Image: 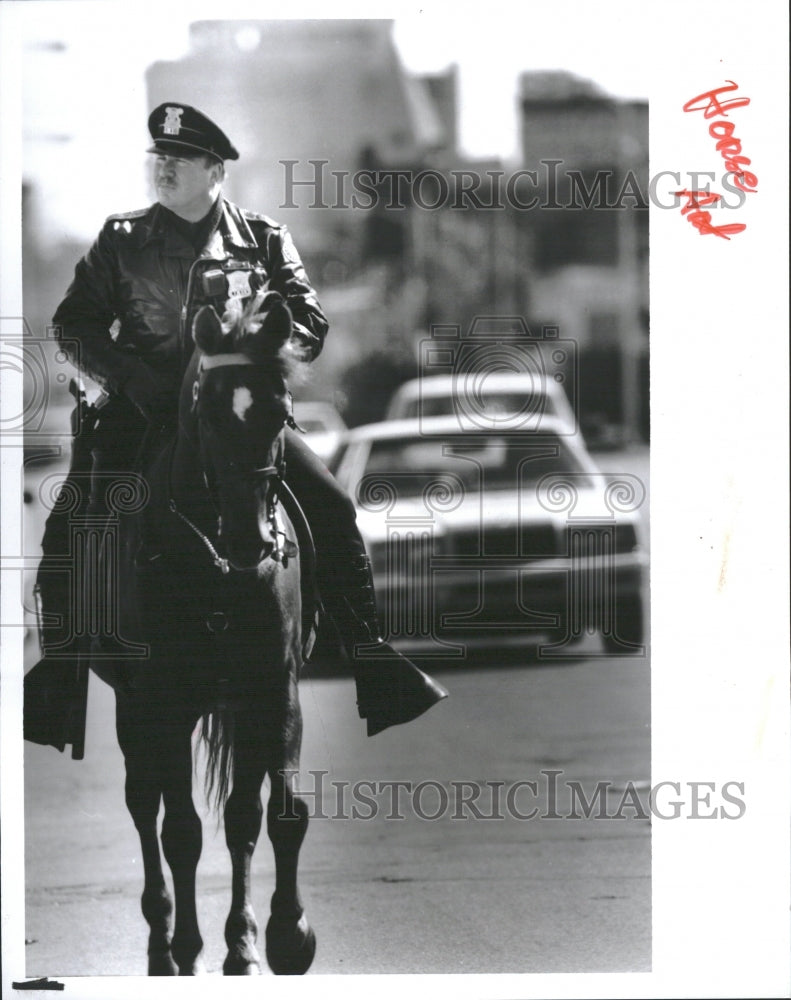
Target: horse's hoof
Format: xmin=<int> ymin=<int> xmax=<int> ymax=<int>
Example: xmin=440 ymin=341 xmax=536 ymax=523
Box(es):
xmin=223 ymin=959 xmax=262 ymax=975
xmin=177 ymin=955 xmax=207 ymax=976
xmin=223 ymin=951 xmax=262 ymax=976
xmin=265 ymin=912 xmax=316 ymax=975
xmin=148 ymin=949 xmax=178 ymax=976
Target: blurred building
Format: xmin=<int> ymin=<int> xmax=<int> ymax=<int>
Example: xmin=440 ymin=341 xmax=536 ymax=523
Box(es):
xmin=518 ymin=71 xmax=649 ymax=443
xmin=27 ymin=23 xmax=648 ymax=440
xmin=146 ymin=20 xmax=451 ymax=267
xmin=146 ymin=19 xmax=455 ymax=406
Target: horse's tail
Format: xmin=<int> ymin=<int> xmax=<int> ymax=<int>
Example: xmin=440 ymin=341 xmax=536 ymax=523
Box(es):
xmin=199 ymin=708 xmax=235 ymax=813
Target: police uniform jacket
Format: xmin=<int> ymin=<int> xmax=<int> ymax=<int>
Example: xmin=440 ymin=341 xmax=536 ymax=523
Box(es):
xmin=52 ymin=198 xmax=329 ymax=396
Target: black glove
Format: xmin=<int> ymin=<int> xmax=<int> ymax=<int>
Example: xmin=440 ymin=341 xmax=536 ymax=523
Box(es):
xmin=121 ymin=362 xmax=175 ymax=426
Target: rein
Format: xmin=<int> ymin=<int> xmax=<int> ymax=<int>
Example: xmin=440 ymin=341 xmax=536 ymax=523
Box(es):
xmin=168 ymin=494 xmax=234 ymax=575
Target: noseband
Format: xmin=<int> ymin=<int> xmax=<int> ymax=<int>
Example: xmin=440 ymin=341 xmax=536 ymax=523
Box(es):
xmin=168 ymin=351 xmax=295 ymax=574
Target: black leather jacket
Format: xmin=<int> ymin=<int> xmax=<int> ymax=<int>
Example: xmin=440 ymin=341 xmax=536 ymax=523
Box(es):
xmin=53 ymin=198 xmax=328 ymax=395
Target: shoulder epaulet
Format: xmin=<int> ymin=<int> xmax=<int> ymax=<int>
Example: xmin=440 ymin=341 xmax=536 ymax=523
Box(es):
xmin=106 ymin=207 xmax=150 ymax=222
xmin=105 ymin=207 xmax=150 ymax=235
xmin=239 ymin=208 xmax=282 ymax=229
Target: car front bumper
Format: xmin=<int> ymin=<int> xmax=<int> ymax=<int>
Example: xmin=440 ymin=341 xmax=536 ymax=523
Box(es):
xmin=371 ymin=551 xmax=647 ymax=653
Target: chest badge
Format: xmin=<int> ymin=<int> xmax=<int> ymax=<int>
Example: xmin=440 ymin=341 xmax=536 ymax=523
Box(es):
xmin=226 ymin=270 xmax=252 ymax=299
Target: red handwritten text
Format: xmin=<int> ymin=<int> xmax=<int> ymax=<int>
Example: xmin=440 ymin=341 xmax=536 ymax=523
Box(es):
xmin=683 ymin=81 xmax=757 ymax=193
xmin=674 ymin=189 xmax=747 ymax=240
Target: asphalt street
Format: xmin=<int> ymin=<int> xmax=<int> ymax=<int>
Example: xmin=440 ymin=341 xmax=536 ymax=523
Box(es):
xmin=20 ymin=445 xmax=651 ymax=979
xmin=23 ymin=640 xmax=650 ymax=978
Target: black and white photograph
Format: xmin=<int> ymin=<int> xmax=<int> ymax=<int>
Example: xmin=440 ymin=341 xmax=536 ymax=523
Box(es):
xmin=1 ymin=2 xmax=788 ymax=998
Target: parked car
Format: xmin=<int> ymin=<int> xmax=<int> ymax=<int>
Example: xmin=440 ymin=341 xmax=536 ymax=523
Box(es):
xmin=292 ymin=401 xmax=348 ymax=464
xmin=385 ymin=372 xmax=578 ymax=435
xmin=333 ymin=415 xmax=646 ymax=656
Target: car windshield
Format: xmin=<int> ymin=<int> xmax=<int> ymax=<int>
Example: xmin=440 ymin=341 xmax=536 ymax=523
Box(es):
xmin=359 ymin=433 xmax=594 ymax=496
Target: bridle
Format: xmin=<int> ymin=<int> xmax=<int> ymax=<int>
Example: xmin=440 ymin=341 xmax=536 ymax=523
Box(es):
xmin=168 ymin=351 xmax=297 ymax=574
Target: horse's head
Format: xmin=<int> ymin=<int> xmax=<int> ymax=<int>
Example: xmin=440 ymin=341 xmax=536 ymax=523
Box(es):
xmin=187 ymin=290 xmax=298 ymax=572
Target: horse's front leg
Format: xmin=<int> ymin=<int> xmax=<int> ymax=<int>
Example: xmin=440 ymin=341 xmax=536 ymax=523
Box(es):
xmin=264 ymin=686 xmax=316 ymax=975
xmin=159 ymin=721 xmax=206 ymax=975
xmin=116 ymin=697 xmax=178 ymax=976
xmin=222 ymin=710 xmax=266 ymax=976
xmin=136 ymin=797 xmax=180 ymax=975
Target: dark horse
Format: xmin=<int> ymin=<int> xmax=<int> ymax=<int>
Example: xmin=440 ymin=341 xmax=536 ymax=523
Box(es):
xmin=95 ymin=291 xmax=317 ymax=975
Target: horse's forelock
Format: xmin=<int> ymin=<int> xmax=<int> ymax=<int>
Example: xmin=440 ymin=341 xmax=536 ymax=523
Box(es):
xmin=229 ymin=326 xmax=302 ymax=381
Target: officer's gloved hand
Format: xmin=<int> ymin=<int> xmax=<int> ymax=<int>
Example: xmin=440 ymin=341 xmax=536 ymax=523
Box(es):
xmin=121 ymin=362 xmax=175 ymax=426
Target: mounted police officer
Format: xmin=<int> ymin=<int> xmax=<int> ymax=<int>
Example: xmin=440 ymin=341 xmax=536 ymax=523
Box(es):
xmin=26 ymin=102 xmax=446 ymax=751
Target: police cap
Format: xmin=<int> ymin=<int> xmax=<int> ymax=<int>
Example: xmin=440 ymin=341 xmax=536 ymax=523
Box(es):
xmin=147 ymin=103 xmax=239 ymax=162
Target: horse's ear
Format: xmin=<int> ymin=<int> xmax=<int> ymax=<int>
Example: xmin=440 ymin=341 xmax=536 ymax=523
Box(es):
xmin=238 ymin=293 xmax=294 ymax=357
xmin=193 ymin=305 xmax=225 ymax=355
xmin=260 ymin=293 xmax=293 ymax=347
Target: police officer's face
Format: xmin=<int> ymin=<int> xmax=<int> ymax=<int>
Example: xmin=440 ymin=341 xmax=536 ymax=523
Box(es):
xmin=153 ymin=154 xmax=222 ymax=218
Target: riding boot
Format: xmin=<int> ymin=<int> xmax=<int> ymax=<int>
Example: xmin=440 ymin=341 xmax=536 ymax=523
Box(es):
xmin=324 ymin=553 xmax=448 ymax=737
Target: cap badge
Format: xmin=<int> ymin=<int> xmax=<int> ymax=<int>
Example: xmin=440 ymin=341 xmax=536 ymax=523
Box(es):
xmin=163 ymin=106 xmax=184 ymax=136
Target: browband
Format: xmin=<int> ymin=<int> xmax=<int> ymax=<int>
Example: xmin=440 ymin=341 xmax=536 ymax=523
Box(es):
xmin=199 ymin=353 xmax=255 ymax=371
